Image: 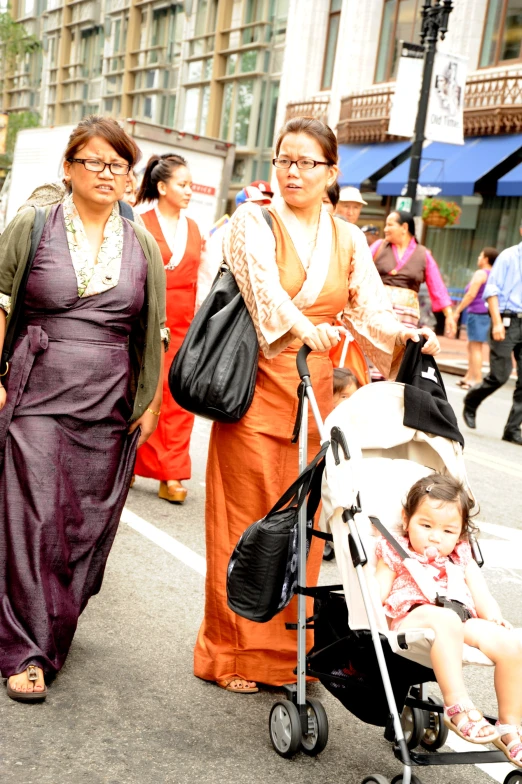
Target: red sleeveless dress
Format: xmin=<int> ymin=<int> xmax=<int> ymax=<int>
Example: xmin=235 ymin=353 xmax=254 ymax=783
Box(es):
xmin=134 ymin=209 xmax=201 ymax=480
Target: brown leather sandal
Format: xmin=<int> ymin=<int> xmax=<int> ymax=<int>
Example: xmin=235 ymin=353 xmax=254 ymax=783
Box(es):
xmin=217 ymin=677 xmax=259 ymax=694
xmin=6 ymin=664 xmax=48 ymax=702
xmin=158 ymin=480 xmax=187 ymax=504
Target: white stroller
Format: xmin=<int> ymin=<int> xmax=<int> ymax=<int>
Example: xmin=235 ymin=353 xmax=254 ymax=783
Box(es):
xmin=268 ymin=344 xmax=517 ymax=784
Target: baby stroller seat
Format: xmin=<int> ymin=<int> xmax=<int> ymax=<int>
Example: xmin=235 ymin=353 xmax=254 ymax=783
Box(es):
xmin=321 ymin=381 xmax=493 ymax=671
xmin=309 ymin=371 xmax=512 ymax=782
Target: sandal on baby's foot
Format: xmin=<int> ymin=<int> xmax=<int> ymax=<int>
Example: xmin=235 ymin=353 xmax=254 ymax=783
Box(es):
xmin=493 ymin=724 xmax=522 ymax=767
xmin=6 ymin=665 xmax=47 ymax=703
xmin=217 ymin=677 xmax=258 ymax=694
xmin=443 ymin=702 xmax=499 ymax=744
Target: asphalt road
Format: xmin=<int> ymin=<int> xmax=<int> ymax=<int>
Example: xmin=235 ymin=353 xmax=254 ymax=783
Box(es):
xmin=1 ymin=374 xmax=521 ymax=784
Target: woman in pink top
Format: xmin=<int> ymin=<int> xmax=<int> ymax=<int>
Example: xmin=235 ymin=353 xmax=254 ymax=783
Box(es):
xmin=371 ymin=210 xmax=455 ymax=336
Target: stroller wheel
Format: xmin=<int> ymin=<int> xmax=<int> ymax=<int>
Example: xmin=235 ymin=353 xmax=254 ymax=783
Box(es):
xmin=504 ymin=773 xmax=522 ymax=784
xmin=400 ymin=705 xmax=425 ymax=750
xmin=269 ymin=700 xmax=301 ymax=758
xmin=420 ymin=696 xmax=448 ymax=751
xmin=300 ymin=698 xmax=329 ymax=756
xmin=391 ymin=775 xmax=423 ymax=784
xmin=361 ymin=776 xmax=391 ymax=784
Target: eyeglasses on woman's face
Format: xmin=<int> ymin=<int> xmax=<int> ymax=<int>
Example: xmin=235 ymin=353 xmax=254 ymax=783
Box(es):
xmin=67 ymin=158 xmax=131 ymax=176
xmin=272 ymin=157 xmax=329 ymax=170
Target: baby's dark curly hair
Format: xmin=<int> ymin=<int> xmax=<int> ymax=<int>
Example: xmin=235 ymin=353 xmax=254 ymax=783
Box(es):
xmin=403 ymin=473 xmax=478 ymax=539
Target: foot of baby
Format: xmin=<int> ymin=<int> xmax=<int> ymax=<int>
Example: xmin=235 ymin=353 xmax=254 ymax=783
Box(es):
xmin=444 ymin=699 xmax=499 ymax=743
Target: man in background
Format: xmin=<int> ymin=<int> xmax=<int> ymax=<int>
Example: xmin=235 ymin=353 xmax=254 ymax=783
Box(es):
xmin=463 ymin=223 xmax=522 ymax=445
xmin=335 ymin=186 xmax=367 ymax=224
xmin=361 ymin=224 xmax=379 ymax=246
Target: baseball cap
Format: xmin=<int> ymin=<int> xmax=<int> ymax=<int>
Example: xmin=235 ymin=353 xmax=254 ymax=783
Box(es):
xmin=338 ymin=186 xmax=368 ymax=205
xmin=361 ymin=224 xmax=379 ymax=234
xmin=249 ymin=179 xmax=274 ymax=198
xmin=235 ymin=185 xmax=272 ymax=207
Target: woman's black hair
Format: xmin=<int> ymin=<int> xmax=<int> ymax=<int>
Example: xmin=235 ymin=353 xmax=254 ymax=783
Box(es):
xmin=136 ymin=153 xmax=189 ymax=203
xmin=391 ymin=210 xmax=416 ymax=239
xmin=326 ymin=181 xmax=340 ymax=207
xmin=481 ymin=246 xmax=499 ymax=266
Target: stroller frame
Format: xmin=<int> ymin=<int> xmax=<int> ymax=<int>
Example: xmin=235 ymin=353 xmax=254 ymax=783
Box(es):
xmin=269 ymin=346 xmax=514 ymax=784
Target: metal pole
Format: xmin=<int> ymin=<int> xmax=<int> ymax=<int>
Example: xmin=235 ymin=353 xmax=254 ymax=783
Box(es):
xmin=405 ymin=0 xmax=454 ymax=208
xmin=296 ymin=397 xmax=308 ymax=709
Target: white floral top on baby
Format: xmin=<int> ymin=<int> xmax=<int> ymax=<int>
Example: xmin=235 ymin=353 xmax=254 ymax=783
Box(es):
xmin=376 ymin=535 xmax=477 ymax=630
xmin=63 ymin=193 xmax=124 ymax=298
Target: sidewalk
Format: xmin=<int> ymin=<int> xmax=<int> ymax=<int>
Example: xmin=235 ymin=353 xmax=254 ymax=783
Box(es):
xmin=437 ymin=333 xmax=516 ymax=383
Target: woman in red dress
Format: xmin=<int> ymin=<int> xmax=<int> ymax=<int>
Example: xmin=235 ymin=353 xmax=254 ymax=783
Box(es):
xmin=133 ymin=154 xmax=201 ymax=503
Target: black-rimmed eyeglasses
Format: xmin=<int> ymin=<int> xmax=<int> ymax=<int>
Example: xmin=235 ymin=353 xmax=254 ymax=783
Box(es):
xmin=67 ymin=158 xmax=131 ymax=176
xmin=272 ymin=157 xmax=330 ymax=170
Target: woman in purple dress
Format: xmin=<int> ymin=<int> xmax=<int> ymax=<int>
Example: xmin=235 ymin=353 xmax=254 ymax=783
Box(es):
xmin=0 ymin=116 xmax=167 ymax=701
xmin=453 ymin=246 xmax=499 ymax=389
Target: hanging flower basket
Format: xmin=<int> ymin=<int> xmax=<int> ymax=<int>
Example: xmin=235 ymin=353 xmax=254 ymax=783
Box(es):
xmin=422 ymin=198 xmax=461 ymax=228
xmin=423 ymin=211 xmax=448 ymax=228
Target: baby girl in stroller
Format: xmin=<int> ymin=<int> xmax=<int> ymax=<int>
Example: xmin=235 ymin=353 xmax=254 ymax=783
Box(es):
xmin=375 ymin=473 xmax=522 ymax=767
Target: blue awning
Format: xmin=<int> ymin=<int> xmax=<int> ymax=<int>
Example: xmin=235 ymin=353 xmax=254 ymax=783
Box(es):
xmin=497 ymin=161 xmax=522 ymax=195
xmin=377 ymin=135 xmax=522 ymax=196
xmin=337 ymin=141 xmax=411 ymax=189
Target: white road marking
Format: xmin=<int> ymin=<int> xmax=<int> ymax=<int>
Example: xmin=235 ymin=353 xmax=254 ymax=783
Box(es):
xmin=443 ymin=732 xmax=513 ymax=783
xmin=464 ymin=447 xmax=522 ymax=479
xmin=121 ymin=506 xmax=206 ymax=576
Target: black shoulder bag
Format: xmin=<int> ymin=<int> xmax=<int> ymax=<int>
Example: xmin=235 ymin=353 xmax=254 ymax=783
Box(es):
xmin=168 ymin=208 xmax=272 ymax=424
xmin=226 ymin=442 xmax=328 ymax=623
xmin=0 ymin=206 xmax=47 ymax=384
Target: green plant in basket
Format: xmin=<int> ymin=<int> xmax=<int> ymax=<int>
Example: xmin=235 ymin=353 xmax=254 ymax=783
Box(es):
xmin=422 ymin=198 xmax=461 ymax=226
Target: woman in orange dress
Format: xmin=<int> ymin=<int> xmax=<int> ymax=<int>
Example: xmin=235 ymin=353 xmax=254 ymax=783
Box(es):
xmin=133 ymin=154 xmax=201 ymax=503
xmin=193 ymin=117 xmax=441 ymax=693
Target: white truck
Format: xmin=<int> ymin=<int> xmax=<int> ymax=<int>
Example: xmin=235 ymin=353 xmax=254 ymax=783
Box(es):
xmin=1 ymin=119 xmax=235 ymax=233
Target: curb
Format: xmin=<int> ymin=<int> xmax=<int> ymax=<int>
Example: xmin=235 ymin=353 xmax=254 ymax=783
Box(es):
xmin=438 ymin=360 xmax=516 ymax=387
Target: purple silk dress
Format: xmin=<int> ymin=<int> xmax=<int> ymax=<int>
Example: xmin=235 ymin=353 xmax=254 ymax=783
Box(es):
xmin=0 ymin=204 xmax=147 ymax=678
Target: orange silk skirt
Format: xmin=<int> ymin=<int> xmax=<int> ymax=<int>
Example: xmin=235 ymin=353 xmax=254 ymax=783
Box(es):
xmin=193 ymin=342 xmax=333 ymax=686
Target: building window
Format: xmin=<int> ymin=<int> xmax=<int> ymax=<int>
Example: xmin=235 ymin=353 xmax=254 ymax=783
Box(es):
xmin=480 ymin=0 xmax=522 ymax=67
xmin=321 ymin=0 xmax=341 ymax=90
xmin=81 ymin=27 xmax=104 ymax=79
xmin=375 ymin=0 xmax=423 ymax=83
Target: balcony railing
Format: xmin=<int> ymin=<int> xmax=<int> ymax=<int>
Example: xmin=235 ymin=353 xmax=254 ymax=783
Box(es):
xmin=285 ymin=98 xmax=330 ymax=125
xmin=337 ymin=69 xmax=522 ymax=143
xmin=337 ymin=87 xmax=394 ymax=143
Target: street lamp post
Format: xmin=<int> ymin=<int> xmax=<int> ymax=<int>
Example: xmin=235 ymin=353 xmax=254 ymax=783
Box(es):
xmin=405 ymin=0 xmax=454 ymax=208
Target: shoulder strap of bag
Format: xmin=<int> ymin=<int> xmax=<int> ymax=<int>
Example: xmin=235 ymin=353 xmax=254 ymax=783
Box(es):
xmin=268 ymin=441 xmax=329 ymax=517
xmin=260 ymin=206 xmax=273 ymax=232
xmin=1 ymin=206 xmax=47 ymax=374
xmin=118 ymin=200 xmax=135 ymax=220
xmin=220 ymin=205 xmax=273 ymax=274
xmin=370 ymin=514 xmax=452 ymax=602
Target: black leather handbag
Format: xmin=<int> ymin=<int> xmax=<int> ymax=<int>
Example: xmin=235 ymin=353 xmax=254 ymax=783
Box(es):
xmin=0 ymin=206 xmax=47 ymax=384
xmin=226 ymin=443 xmax=327 ymax=623
xmin=169 ymin=208 xmax=272 ymax=424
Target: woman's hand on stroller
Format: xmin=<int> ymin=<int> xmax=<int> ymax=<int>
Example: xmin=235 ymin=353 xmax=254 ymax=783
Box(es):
xmin=292 ymin=317 xmax=343 ymax=352
xmin=399 ymin=326 xmax=440 ymax=355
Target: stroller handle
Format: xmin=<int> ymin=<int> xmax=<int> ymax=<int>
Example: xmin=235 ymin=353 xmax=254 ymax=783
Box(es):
xmin=297 ymin=344 xmax=313 ymax=379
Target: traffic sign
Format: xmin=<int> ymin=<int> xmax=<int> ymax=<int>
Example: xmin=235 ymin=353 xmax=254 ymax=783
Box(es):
xmin=395 ymin=196 xmax=413 ymax=212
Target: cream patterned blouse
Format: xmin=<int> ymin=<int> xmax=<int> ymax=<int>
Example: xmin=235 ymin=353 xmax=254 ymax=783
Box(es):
xmin=63 ymin=193 xmax=123 ymax=298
